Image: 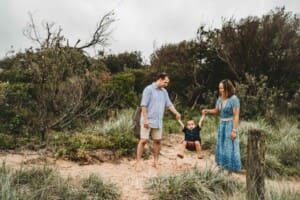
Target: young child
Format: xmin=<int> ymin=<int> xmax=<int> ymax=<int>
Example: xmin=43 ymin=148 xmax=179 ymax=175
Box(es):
xmin=177 ymin=113 xmax=205 ymax=159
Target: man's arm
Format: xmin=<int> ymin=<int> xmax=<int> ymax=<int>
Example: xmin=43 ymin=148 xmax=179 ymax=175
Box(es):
xmin=198 ymin=114 xmax=205 ymax=128
xmin=168 ymin=105 xmax=181 ymax=120
xmin=141 ymin=106 xmax=149 ymax=129
xmin=140 ymin=86 xmax=151 ymax=129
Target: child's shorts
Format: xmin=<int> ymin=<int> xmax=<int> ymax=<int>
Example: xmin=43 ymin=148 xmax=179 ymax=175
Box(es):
xmin=185 ymin=140 xmax=201 ymax=151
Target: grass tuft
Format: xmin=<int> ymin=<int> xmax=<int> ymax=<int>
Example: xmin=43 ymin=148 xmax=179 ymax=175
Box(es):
xmin=0 ymin=162 xmax=121 ymax=200
xmin=146 ymin=167 xmax=244 ymax=200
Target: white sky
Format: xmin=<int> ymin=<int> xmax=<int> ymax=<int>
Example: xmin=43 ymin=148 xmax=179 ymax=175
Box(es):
xmin=0 ymin=0 xmax=299 ymax=63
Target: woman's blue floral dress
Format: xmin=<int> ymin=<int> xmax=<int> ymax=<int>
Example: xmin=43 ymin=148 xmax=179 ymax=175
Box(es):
xmin=215 ymin=95 xmax=241 ymax=172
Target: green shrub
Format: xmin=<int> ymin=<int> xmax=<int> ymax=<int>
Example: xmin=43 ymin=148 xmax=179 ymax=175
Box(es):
xmin=52 ymin=131 xmax=138 ymax=161
xmin=200 ymin=116 xmax=218 ymax=151
xmin=82 ymin=174 xmax=121 ymax=200
xmin=238 ymin=117 xmax=300 ymax=179
xmin=163 ymin=119 xmax=181 ymax=134
xmin=0 ymin=162 xmax=121 ymax=200
xmin=235 ymin=74 xmax=282 ymax=120
xmin=0 ymin=162 xmax=18 ymax=200
xmin=49 ymin=109 xmax=139 ymax=161
xmin=0 ymin=133 xmax=16 ymax=149
xmin=100 ymin=109 xmax=138 ymax=156
xmin=275 ymin=119 xmax=300 ymax=168
xmin=108 ymin=72 xmax=139 ymax=108
xmin=266 ymin=188 xmax=300 ymax=200
xmin=106 ymin=130 xmax=139 ymax=157
xmin=7 ymin=165 xmax=85 ymax=200
xmin=12 ymin=166 xmax=55 ymax=186
xmin=265 ymin=154 xmax=285 ymax=179
xmin=146 ymin=167 xmax=244 ymax=200
xmin=100 ymin=109 xmax=135 ymax=135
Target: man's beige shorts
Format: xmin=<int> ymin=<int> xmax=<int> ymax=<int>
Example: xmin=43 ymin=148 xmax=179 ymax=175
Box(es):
xmin=140 ymin=125 xmax=163 ymax=140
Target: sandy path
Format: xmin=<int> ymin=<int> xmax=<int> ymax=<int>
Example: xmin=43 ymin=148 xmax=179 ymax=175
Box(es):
xmin=0 ymin=134 xmax=299 ymax=199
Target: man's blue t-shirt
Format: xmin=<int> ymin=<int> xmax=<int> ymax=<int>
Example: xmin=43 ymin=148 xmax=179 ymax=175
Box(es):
xmin=140 ymin=83 xmax=173 ymax=128
xmin=183 ymin=125 xmax=201 ymax=142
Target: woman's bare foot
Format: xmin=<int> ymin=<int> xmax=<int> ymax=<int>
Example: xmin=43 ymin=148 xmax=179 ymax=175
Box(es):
xmin=177 ymin=153 xmax=184 ymax=159
xmin=197 ymin=155 xmax=203 ymax=159
xmin=227 ymin=171 xmax=233 ymax=176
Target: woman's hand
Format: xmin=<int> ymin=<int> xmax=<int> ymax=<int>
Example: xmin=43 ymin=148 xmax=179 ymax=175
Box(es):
xmin=230 ymin=131 xmax=237 ymax=140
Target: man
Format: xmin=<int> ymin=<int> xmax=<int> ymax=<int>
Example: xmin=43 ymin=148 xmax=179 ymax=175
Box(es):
xmin=135 ymin=73 xmax=181 ymax=171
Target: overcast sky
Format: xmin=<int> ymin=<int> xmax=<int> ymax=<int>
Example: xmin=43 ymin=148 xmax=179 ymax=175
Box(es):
xmin=1 ymin=0 xmax=299 ymax=63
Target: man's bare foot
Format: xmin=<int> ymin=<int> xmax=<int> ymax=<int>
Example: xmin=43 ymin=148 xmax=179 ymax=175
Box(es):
xmin=228 ymin=171 xmax=233 ymax=176
xmin=197 ymin=155 xmax=203 ymax=159
xmin=152 ymin=161 xmax=159 ymax=168
xmin=177 ymin=153 xmax=184 ymax=159
xmin=135 ymin=161 xmax=143 ymax=172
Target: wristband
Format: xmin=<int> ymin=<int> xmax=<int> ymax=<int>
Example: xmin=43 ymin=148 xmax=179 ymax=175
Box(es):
xmin=232 ymin=129 xmax=237 ymax=132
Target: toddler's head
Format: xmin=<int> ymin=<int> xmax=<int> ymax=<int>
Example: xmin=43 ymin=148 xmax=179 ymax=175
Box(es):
xmin=186 ymin=120 xmax=196 ymax=130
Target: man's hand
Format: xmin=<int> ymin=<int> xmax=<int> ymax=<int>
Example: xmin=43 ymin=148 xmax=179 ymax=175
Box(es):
xmin=144 ymin=119 xmax=150 ymax=129
xmin=175 ymin=113 xmax=181 ymax=120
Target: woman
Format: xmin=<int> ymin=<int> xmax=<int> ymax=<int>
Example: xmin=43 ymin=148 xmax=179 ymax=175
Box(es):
xmin=202 ymin=79 xmax=241 ymax=174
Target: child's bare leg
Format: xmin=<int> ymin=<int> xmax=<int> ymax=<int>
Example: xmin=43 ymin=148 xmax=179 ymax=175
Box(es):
xmin=177 ymin=141 xmax=187 ymax=158
xmin=195 ymin=141 xmax=203 ymax=159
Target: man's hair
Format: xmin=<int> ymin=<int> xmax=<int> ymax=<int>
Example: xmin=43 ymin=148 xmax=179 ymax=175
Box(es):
xmin=157 ymin=72 xmax=168 ymax=80
xmin=220 ymin=79 xmax=235 ymax=98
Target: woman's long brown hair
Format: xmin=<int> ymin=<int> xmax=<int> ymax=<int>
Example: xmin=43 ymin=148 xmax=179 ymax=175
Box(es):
xmin=220 ymin=79 xmax=235 ymax=98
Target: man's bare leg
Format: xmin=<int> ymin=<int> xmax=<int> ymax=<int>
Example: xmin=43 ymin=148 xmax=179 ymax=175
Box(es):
xmin=153 ymin=139 xmax=161 ymax=168
xmin=135 ymin=139 xmax=147 ymax=171
xmin=195 ymin=141 xmax=203 ymax=159
xmin=177 ymin=141 xmax=187 ymax=159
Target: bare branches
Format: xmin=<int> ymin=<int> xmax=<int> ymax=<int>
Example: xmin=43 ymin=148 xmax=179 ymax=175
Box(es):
xmin=45 ymin=22 xmax=52 ymax=48
xmin=23 ymin=10 xmax=115 ymax=50
xmin=77 ymin=10 xmax=115 ymax=49
xmin=23 ymin=12 xmax=43 ymax=46
xmin=23 ymin=12 xmax=63 ymax=49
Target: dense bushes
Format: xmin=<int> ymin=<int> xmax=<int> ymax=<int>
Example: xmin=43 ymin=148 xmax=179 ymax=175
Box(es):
xmin=149 ymin=8 xmax=300 ymax=119
xmin=235 ymin=74 xmax=282 ymax=119
xmin=49 ymin=109 xmax=138 ymax=161
xmin=0 ymin=48 xmax=141 ymax=142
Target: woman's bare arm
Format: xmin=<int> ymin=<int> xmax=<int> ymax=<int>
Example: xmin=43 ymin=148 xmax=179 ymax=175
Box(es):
xmin=231 ymin=107 xmax=240 ymax=140
xmin=202 ymin=105 xmax=220 ymax=115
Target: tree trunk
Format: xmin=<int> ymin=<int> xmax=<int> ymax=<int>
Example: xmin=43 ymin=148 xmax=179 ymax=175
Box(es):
xmin=247 ymin=129 xmax=266 ymax=200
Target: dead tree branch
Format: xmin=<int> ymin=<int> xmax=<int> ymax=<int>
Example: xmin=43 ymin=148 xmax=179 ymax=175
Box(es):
xmin=77 ymin=10 xmax=115 ymax=49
